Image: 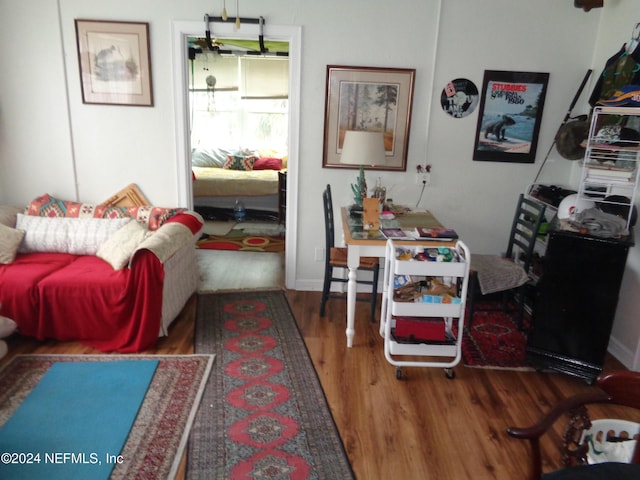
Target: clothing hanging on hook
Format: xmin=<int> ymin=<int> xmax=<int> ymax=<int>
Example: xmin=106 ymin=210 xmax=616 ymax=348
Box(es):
xmin=627 ymin=22 xmax=640 ymax=53
xmin=589 ymin=23 xmax=640 ymax=107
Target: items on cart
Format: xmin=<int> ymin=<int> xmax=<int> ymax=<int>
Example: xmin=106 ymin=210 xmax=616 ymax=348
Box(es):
xmin=393 ymin=277 xmax=460 ymax=304
xmin=395 ymin=246 xmax=461 ymax=262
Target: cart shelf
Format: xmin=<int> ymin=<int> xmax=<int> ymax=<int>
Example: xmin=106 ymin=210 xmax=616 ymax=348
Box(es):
xmin=380 ymin=239 xmax=470 ymax=379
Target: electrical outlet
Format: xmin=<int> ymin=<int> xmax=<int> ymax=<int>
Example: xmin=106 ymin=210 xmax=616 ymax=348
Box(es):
xmin=314 ymin=248 xmax=324 ymax=262
xmin=416 ymin=173 xmax=431 ymax=185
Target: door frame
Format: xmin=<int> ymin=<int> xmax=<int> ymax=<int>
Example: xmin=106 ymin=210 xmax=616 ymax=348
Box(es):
xmin=171 ymin=20 xmax=301 ymax=289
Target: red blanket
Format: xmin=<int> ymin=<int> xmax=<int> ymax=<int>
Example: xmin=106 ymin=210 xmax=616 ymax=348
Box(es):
xmin=0 ymin=250 xmax=164 ymax=352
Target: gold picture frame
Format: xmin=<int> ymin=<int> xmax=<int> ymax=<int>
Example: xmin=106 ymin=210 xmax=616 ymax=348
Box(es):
xmin=75 ymin=19 xmax=153 ymax=106
xmin=322 ymin=65 xmax=415 ymax=171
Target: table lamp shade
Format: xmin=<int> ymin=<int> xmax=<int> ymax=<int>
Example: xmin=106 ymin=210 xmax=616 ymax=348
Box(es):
xmin=340 ymin=131 xmax=387 ymax=167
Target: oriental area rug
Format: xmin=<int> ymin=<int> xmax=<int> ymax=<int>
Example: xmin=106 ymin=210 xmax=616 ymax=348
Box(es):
xmin=0 ymin=354 xmax=213 ymax=480
xmin=462 ymin=302 xmax=533 ymax=370
xmin=187 ymin=291 xmax=354 ymax=480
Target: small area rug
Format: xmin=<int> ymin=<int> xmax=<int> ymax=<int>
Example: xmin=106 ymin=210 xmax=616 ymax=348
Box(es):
xmin=187 ymin=291 xmax=354 ymax=480
xmin=197 ymin=233 xmax=285 ymax=252
xmin=0 ymin=354 xmax=214 ymax=480
xmin=462 ymin=302 xmax=532 ymax=370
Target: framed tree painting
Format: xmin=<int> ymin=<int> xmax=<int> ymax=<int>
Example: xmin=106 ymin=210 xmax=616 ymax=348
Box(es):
xmin=473 ymin=70 xmax=549 ymax=163
xmin=75 ymin=19 xmax=154 ymax=106
xmin=323 ymin=65 xmax=415 ymax=171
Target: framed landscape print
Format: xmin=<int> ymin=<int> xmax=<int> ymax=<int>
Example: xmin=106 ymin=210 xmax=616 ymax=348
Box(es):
xmin=75 ymin=19 xmax=153 ymax=106
xmin=323 ymin=65 xmax=415 ymax=171
xmin=473 ymin=70 xmax=549 ymax=163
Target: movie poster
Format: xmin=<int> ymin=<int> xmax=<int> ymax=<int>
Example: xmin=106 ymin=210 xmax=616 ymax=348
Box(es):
xmin=473 ymin=70 xmax=549 ymax=163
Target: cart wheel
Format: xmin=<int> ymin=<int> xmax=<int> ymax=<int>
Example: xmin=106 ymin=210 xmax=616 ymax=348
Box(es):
xmin=396 ymin=367 xmax=403 ymax=380
xmin=445 ymin=368 xmax=455 ymax=379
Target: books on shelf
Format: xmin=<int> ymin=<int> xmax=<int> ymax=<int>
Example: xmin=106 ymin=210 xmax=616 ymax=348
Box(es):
xmin=585 ymin=162 xmax=635 ymax=183
xmin=415 ymin=227 xmax=459 ymax=240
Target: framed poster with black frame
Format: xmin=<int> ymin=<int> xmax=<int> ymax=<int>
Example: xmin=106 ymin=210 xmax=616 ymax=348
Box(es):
xmin=473 ymin=70 xmax=549 ymax=163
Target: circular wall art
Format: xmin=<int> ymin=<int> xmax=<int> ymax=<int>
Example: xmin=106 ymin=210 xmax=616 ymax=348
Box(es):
xmin=440 ymin=78 xmax=479 ymax=118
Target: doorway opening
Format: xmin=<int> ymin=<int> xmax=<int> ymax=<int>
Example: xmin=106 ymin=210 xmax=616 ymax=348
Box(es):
xmin=172 ymin=20 xmax=300 ymax=289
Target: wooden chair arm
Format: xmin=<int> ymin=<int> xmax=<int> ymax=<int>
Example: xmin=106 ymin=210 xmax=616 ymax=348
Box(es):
xmin=507 ymin=392 xmax=612 ymax=440
xmin=506 ymin=391 xmax=611 ymax=480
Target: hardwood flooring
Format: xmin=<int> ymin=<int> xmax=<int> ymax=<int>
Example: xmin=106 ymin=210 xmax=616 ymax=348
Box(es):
xmin=1 ymin=284 xmax=636 ymax=479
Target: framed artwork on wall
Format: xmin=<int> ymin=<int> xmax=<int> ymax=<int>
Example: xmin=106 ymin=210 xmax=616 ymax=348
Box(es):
xmin=75 ymin=19 xmax=154 ymax=107
xmin=473 ymin=70 xmax=549 ymax=163
xmin=322 ymin=65 xmax=415 ymax=171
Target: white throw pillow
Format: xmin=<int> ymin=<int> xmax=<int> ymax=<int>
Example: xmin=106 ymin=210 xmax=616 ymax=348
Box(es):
xmin=97 ymin=220 xmax=153 ymax=270
xmin=16 ymin=214 xmax=132 ymax=255
xmin=0 ymin=315 xmax=17 ymax=338
xmin=0 ymin=223 xmax=25 ymax=264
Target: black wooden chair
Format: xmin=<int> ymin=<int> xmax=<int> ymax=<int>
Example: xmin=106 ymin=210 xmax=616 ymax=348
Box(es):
xmin=320 ymin=185 xmax=380 ymax=323
xmin=467 ymin=193 xmax=546 ymax=330
xmin=507 ymin=371 xmax=640 ymax=480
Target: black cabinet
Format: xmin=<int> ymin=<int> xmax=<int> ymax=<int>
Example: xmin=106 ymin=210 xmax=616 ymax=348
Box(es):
xmin=526 ymin=229 xmax=632 ymax=383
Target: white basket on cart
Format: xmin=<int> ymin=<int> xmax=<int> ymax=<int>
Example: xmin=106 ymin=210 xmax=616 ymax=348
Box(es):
xmin=580 ymin=419 xmax=640 ymax=464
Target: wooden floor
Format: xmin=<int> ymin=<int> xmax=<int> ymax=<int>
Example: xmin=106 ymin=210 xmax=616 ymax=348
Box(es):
xmin=1 ymin=289 xmax=636 ymax=479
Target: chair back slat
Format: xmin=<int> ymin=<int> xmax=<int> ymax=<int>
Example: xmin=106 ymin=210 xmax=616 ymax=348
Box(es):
xmin=505 ymin=193 xmax=546 ymax=273
xmin=323 ymin=185 xmax=336 ymax=252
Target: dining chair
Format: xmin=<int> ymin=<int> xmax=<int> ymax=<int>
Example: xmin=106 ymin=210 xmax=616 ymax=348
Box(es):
xmin=467 ymin=193 xmax=546 ymax=330
xmin=320 ymin=185 xmax=380 ymax=323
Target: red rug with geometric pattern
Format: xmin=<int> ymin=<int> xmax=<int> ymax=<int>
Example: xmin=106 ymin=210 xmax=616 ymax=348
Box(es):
xmin=197 ymin=234 xmax=285 ymax=252
xmin=462 ymin=303 xmax=532 ymax=370
xmin=188 ymin=291 xmax=354 ymax=480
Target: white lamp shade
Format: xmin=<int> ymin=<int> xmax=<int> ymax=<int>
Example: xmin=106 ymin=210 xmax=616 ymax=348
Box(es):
xmin=340 ymin=131 xmax=387 ymax=167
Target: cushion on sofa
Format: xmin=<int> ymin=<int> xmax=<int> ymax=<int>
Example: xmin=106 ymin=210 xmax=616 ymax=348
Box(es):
xmin=0 ymin=205 xmax=25 ymax=228
xmin=0 ymin=223 xmax=25 ymax=264
xmin=26 ymin=194 xmax=185 ymax=230
xmin=0 ymin=315 xmax=17 ymax=338
xmin=97 ymin=220 xmax=152 ymax=270
xmin=16 ymin=214 xmax=132 ymax=255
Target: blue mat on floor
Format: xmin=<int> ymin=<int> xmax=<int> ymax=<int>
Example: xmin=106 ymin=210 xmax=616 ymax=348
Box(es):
xmin=0 ymin=359 xmax=158 ymax=480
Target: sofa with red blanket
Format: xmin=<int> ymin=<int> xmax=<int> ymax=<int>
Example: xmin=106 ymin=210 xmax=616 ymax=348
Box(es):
xmin=0 ymin=194 xmax=204 ymax=353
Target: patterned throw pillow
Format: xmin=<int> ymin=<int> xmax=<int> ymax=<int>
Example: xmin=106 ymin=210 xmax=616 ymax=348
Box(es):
xmin=26 ymin=194 xmax=129 ymax=219
xmin=223 ymin=154 xmax=257 ymax=171
xmin=26 ymin=194 xmax=184 ymax=230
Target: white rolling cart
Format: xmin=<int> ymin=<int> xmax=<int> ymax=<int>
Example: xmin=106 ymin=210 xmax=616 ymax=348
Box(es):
xmin=380 ymin=239 xmax=471 ymax=379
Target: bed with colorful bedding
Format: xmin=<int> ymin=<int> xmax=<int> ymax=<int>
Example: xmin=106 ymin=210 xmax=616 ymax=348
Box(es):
xmin=191 ymin=147 xmax=286 ymax=212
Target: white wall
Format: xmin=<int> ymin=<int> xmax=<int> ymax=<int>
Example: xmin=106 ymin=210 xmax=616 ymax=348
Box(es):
xmin=2 ymin=0 xmax=639 ymax=367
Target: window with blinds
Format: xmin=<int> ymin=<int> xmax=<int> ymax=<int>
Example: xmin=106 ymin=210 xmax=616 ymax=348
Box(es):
xmin=189 ymin=52 xmax=289 ymax=153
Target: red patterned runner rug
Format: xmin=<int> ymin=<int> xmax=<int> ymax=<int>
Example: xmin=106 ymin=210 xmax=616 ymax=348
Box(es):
xmin=187 ymin=291 xmax=354 ymax=480
xmin=462 ymin=302 xmax=533 ymax=370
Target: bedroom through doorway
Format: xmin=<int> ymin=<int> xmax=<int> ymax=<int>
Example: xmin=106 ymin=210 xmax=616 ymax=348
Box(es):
xmin=182 ymin=28 xmax=292 ymax=290
xmin=173 ymin=21 xmax=300 ymax=290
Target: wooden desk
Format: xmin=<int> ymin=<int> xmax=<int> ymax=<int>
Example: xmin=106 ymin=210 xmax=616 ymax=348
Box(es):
xmin=340 ymin=207 xmax=454 ymax=347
